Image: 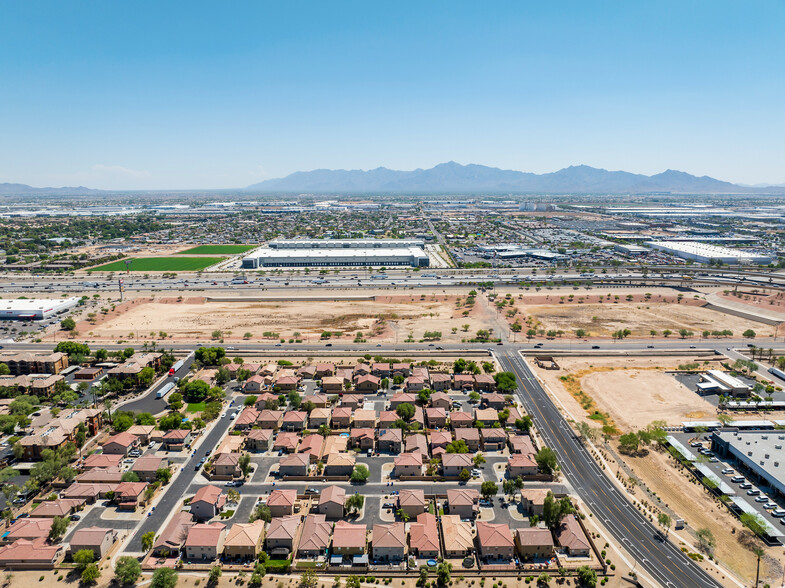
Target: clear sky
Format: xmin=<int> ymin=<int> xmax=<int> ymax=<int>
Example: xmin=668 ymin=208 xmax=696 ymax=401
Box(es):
xmin=1 ymin=1 xmax=784 ymax=190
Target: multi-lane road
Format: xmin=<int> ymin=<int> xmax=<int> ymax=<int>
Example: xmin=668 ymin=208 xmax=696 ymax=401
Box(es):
xmin=496 ymin=347 xmax=725 ymax=588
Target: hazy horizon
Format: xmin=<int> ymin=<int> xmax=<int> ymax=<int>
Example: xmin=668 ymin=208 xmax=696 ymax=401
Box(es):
xmin=1 ymin=1 xmax=784 ymax=190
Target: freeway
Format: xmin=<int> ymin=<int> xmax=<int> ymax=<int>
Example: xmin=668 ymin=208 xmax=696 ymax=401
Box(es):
xmin=496 ymin=346 xmax=724 ymax=588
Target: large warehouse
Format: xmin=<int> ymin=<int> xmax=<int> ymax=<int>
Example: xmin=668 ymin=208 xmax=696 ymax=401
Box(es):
xmin=268 ymin=238 xmax=424 ymax=250
xmin=242 ymin=239 xmax=430 ymax=268
xmin=712 ymin=430 xmax=785 ymax=498
xmin=644 ymin=241 xmax=772 ymax=265
xmin=0 ymin=297 xmax=80 ymax=320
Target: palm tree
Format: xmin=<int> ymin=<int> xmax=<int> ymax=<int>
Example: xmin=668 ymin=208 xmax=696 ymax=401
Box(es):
xmin=752 ymin=546 xmax=764 ymax=587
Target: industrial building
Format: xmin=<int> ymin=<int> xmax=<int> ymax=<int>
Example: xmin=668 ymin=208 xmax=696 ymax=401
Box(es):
xmin=0 ymin=297 xmax=80 ymax=321
xmin=712 ymin=430 xmax=785 ymax=498
xmin=697 ymin=370 xmax=752 ymax=397
xmin=643 ymin=241 xmax=771 ymax=265
xmin=613 ymin=244 xmax=650 ymax=256
xmin=267 ymin=238 xmax=424 ymax=250
xmin=242 ymin=240 xmax=429 ymax=268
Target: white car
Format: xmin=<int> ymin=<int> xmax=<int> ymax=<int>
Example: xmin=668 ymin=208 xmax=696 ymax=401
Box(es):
xmin=221 ymin=412 xmax=227 ymax=418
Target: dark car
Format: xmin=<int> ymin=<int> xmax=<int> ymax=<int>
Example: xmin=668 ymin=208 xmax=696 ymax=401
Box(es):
xmin=591 ymin=345 xmax=600 ymax=349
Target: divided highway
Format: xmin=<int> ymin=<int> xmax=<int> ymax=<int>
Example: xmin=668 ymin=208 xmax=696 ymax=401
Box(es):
xmin=496 ymin=347 xmax=724 ymax=588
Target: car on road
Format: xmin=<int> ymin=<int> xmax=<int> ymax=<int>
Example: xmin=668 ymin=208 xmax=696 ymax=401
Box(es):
xmin=747 ymin=489 xmax=760 ymax=496
xmin=740 ymin=482 xmax=753 ymax=489
xmin=305 ymin=488 xmax=320 ymax=495
xmin=722 ymin=468 xmax=735 ymax=475
xmin=325 ymin=343 xmax=332 ymax=347
xmin=755 ymin=495 xmax=768 ymax=503
xmin=765 ymin=502 xmax=778 ymax=510
xmin=731 ymin=475 xmax=745 ymax=483
xmin=689 ymin=345 xmax=696 ymax=349
xmin=773 ymin=508 xmax=785 ymax=517
xmin=376 ymin=344 xmax=382 ymax=347
xmin=591 ymin=345 xmax=600 ymax=349
xmin=221 ymin=412 xmax=227 ymax=418
xmin=647 ymin=345 xmax=654 ymax=348
xmin=70 ymin=514 xmax=81 ymax=521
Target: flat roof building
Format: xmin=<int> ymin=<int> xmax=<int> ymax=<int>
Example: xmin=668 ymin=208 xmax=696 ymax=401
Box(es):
xmin=644 ymin=241 xmax=771 ymax=265
xmin=268 ymin=238 xmax=424 ymax=249
xmin=242 ymin=246 xmax=429 ymax=268
xmin=698 ymin=370 xmax=752 ymax=397
xmin=712 ymin=430 xmax=785 ymax=498
xmin=0 ymin=297 xmax=80 ymax=320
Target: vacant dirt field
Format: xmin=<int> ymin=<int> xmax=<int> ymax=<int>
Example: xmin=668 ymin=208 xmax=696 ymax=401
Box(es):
xmin=625 ymin=449 xmax=781 ymax=587
xmin=522 ymin=300 xmax=774 ymax=337
xmin=79 ymin=294 xmax=499 ymax=343
xmin=534 ymin=356 xmax=721 ymax=431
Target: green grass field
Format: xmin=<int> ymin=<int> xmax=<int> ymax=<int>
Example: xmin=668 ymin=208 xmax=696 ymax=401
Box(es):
xmin=178 ymin=244 xmax=255 ymax=255
xmin=89 ymin=257 xmax=224 ymax=272
xmin=186 ymin=402 xmax=206 ymax=413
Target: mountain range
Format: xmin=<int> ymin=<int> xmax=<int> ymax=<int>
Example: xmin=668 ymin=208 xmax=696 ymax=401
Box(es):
xmin=246 ymin=162 xmax=780 ymax=194
xmin=0 ymin=183 xmax=101 ymax=196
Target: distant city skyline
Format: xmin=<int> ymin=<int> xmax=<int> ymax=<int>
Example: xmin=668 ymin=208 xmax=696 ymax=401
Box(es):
xmin=1 ymin=1 xmax=783 ymax=190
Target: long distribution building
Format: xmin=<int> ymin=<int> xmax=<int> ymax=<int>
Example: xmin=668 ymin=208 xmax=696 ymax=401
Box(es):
xmin=712 ymin=430 xmax=785 ymax=499
xmin=242 ymin=239 xmax=430 ymax=268
xmin=0 ymin=297 xmax=80 ymax=320
xmin=644 ymin=241 xmax=771 ymax=265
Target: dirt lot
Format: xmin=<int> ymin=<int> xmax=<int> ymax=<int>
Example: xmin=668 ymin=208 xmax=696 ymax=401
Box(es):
xmin=522 ymin=299 xmax=774 ymax=337
xmin=534 ymin=356 xmax=724 ymax=432
xmin=624 ymin=448 xmax=782 ymax=587
xmin=76 ymin=294 xmax=499 ymax=343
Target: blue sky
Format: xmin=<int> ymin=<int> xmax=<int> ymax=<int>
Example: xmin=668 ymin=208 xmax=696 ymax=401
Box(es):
xmin=1 ymin=1 xmax=783 ymax=190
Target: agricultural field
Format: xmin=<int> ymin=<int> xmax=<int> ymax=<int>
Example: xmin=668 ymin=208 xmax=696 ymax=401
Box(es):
xmin=178 ymin=244 xmax=256 ymax=254
xmin=88 ymin=257 xmax=224 ymax=272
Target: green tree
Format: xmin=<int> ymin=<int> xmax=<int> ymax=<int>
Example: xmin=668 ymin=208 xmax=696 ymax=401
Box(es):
xmin=0 ymin=363 xmax=9 ymax=376
xmin=345 ymin=493 xmax=364 ymax=514
xmin=436 ymin=561 xmax=452 ymax=586
xmin=114 ymin=556 xmax=142 ymax=586
xmin=535 ymin=447 xmax=558 ymax=474
xmin=72 ymin=549 xmax=95 ymax=571
xmin=418 ymin=567 xmax=429 ymax=587
xmin=81 ymin=563 xmax=100 ymax=585
xmin=458 ymin=468 xmax=471 ymax=482
xmin=346 ymin=576 xmax=361 ymax=588
xmin=239 ymin=453 xmax=252 ymax=477
xmin=480 ymin=481 xmax=498 ymax=499
xmin=743 ymin=329 xmax=757 ymax=339
xmin=473 ymin=453 xmax=486 ymax=467
xmin=515 ymin=416 xmax=533 ymax=432
xmin=396 ymin=402 xmax=415 ymax=420
xmin=49 ymin=516 xmax=68 ymax=542
xmin=300 ymin=569 xmax=319 ymax=588
xmin=135 ymin=412 xmax=156 ymax=426
xmin=208 ymin=566 xmax=222 ymax=585
xmin=493 ymin=371 xmax=517 ymax=392
xmin=151 ymin=568 xmax=178 ymax=588
xmin=576 ymin=566 xmax=597 ymax=588
xmin=350 ymin=464 xmax=370 ymax=483
xmin=156 ymin=468 xmax=172 ymax=484
xmin=537 ymin=573 xmax=550 ymax=587
xmin=141 ymin=531 xmax=156 ymax=552
xmin=60 ymin=317 xmax=76 ymax=331
xmin=696 ymin=528 xmax=715 ymax=554
xmin=657 ymin=513 xmax=671 ymax=538
xmin=618 ymin=432 xmax=641 ymax=454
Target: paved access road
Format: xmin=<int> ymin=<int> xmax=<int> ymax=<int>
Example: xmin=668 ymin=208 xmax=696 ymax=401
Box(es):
xmin=496 ymin=347 xmax=724 ymax=588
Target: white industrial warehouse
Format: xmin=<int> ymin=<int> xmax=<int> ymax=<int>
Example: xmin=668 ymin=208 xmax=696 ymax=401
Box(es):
xmin=712 ymin=430 xmax=785 ymax=499
xmin=0 ymin=297 xmax=81 ymax=320
xmin=242 ymin=239 xmax=430 ymax=268
xmin=644 ymin=241 xmax=772 ymax=265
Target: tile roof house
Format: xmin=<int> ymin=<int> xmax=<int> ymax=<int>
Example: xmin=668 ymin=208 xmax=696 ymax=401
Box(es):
xmin=355 ymin=374 xmax=381 ymax=392
xmin=60 ymin=483 xmax=117 ymax=502
xmin=429 ymin=392 xmax=451 ymax=409
xmin=213 ymin=453 xmax=241 ymax=478
xmin=321 ymin=376 xmax=344 ymax=393
xmin=352 ymin=409 xmax=376 ymax=429
xmin=453 ymin=374 xmax=474 ymax=390
xmin=450 ymin=411 xmax=474 ymax=429
xmin=429 ymin=431 xmax=452 ymax=455
xmin=190 ymin=485 xmax=226 ymax=521
xmin=482 ymin=392 xmax=506 ymax=408
xmin=267 ymin=489 xmax=298 ymax=517
xmin=389 ymin=393 xmax=417 ymax=409
xmin=331 ymin=406 xmax=352 ymax=428
xmin=520 ymin=489 xmax=551 ymax=516
xmin=76 ymin=467 xmax=124 ymax=484
xmin=153 ymin=512 xmax=195 ymax=555
xmin=297 ymin=514 xmax=332 ymax=558
xmin=317 ymin=486 xmax=346 ymax=520
xmin=324 ymin=452 xmax=355 ymax=476
xmin=480 ymin=427 xmax=507 ymax=451
xmin=281 ymin=411 xmax=308 ymax=431
xmin=246 ymin=428 xmax=274 ymax=452
xmin=114 ymin=481 xmax=148 ymax=510
xmin=509 ymin=435 xmax=537 ymax=455
xmin=425 ymin=407 xmax=447 ymax=428
xmin=102 ymin=432 xmax=140 ymax=456
xmin=68 ymin=526 xmax=117 ymax=559
xmin=81 ymin=453 xmax=123 ymax=470
xmin=273 ymin=431 xmax=300 ymax=453
xmin=397 ymin=489 xmax=426 ymax=518
xmin=341 ymin=394 xmax=364 ymax=409
xmin=372 ymin=522 xmax=407 ymax=562
xmin=2 ymin=518 xmax=52 ymax=543
xmin=404 ymin=433 xmax=428 ymax=460
xmin=0 ymin=538 xmax=64 ymax=569
xmin=393 ymin=453 xmax=424 ymax=477
xmin=298 ymin=434 xmax=324 ymax=462
xmin=308 ymin=407 xmax=331 ymax=428
xmin=162 ymin=428 xmax=191 ymax=451
xmin=515 ymin=528 xmax=555 ymax=560
xmin=409 ymin=512 xmax=439 ymax=558
xmin=378 ymin=428 xmax=403 ymax=453
xmin=322 ymin=435 xmax=349 ymax=456
xmin=371 ymin=363 xmax=391 ymax=377
xmin=349 ymin=428 xmax=375 ymax=450
xmin=507 ymin=453 xmax=538 ymax=477
xmin=454 ymin=427 xmax=481 ymax=451
xmin=278 ymin=453 xmax=310 ymax=476
xmin=476 ymin=522 xmax=515 ymax=562
xmin=406 ymin=376 xmax=425 ymax=392
xmin=315 ymin=363 xmax=336 ymax=378
xmin=30 ymin=498 xmax=85 ymax=518
xmin=132 ymin=456 xmax=168 ymax=482
xmin=392 ymin=363 xmax=410 ymax=377
xmin=429 ymin=373 xmax=451 ymax=391
xmin=244 ymin=375 xmax=266 ymax=393
xmin=556 ymin=515 xmax=590 ymax=556
xmin=446 ymin=488 xmax=479 ymax=519
xmin=474 ymin=408 xmax=498 ymax=425
xmin=353 ymin=364 xmax=371 ymax=376
xmin=234 ymin=407 xmax=261 ymax=429
xmin=378 ymin=410 xmax=399 ymax=428
xmin=185 ymin=522 xmax=227 ymax=561
xmin=442 ymin=453 xmax=473 ymax=477
xmin=266 ymin=515 xmax=301 ymax=556
xmin=332 ymin=521 xmax=367 ymax=556
xmin=257 ymin=410 xmax=284 ymax=429
xmin=126 ymin=424 xmax=155 ymax=444
xmin=474 ymin=374 xmax=496 ymax=392
xmin=223 ymin=520 xmax=265 ymax=560
xmin=441 ymin=515 xmax=474 ymax=557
